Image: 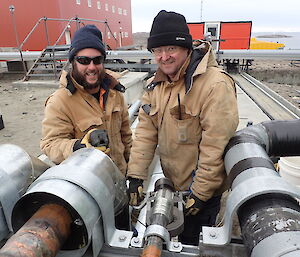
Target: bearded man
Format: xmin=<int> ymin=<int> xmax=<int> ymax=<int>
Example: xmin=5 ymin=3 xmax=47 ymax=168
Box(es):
xmin=40 ymin=25 xmax=132 ymax=175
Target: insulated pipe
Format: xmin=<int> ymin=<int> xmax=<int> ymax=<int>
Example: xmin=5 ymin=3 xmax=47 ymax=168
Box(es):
xmin=0 ymin=204 xmax=71 ymax=257
xmin=224 ymin=119 xmax=300 ymax=257
xmin=141 ymin=178 xmax=174 ymax=257
xmin=0 ymin=144 xmax=50 ymax=241
xmin=10 ymin=148 xmax=130 ymax=256
xmin=128 ymin=99 xmax=141 ymax=123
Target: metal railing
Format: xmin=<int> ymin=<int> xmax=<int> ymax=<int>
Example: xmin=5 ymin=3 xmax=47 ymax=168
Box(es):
xmin=18 ymin=16 xmax=118 ymax=77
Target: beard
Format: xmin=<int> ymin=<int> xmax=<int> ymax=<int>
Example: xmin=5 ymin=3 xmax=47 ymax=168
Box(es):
xmin=72 ymin=63 xmax=105 ymax=90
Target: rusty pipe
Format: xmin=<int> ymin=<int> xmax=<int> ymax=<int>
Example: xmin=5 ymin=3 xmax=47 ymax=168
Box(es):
xmin=0 ymin=203 xmax=72 ymax=257
xmin=141 ymin=237 xmax=163 ymax=257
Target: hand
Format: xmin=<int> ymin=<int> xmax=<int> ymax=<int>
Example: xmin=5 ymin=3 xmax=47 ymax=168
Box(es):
xmin=184 ymin=193 xmax=205 ymax=216
xmin=88 ymin=129 xmax=109 ymax=148
xmin=127 ymin=177 xmax=144 ymax=206
xmin=73 ymin=129 xmax=110 ymax=153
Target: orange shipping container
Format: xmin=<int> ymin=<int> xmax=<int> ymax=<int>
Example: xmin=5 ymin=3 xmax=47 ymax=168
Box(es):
xmin=187 ymin=21 xmax=252 ymax=50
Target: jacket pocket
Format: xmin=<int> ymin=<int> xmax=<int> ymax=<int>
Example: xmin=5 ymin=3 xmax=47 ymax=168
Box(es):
xmin=149 ymin=104 xmax=159 ymax=127
xmin=111 ymin=106 xmax=122 ymax=133
xmin=170 ymin=105 xmax=201 ymax=144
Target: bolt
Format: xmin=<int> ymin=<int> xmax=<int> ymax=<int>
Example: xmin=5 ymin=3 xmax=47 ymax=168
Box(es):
xmin=119 ymin=235 xmax=127 ymax=242
xmin=173 ymin=242 xmax=180 ymax=248
xmin=133 ymin=237 xmax=140 ymax=244
xmin=209 ymin=231 xmax=217 ymax=239
xmin=74 ymin=218 xmax=83 ymax=226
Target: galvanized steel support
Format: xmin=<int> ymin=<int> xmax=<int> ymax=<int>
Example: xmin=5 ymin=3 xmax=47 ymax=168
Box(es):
xmin=10 ymin=148 xmax=132 ymax=257
xmin=201 ymin=119 xmax=300 ymax=257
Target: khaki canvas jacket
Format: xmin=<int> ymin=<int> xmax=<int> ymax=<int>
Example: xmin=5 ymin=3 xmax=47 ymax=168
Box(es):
xmin=127 ymin=43 xmax=239 ymax=201
xmin=40 ymin=70 xmax=132 ymax=174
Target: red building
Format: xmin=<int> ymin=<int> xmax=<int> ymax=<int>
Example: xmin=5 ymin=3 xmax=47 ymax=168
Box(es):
xmin=0 ymin=0 xmax=133 ymax=51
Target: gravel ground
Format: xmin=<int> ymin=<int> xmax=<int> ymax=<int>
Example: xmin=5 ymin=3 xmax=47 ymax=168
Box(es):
xmin=248 ymin=60 xmax=300 ymax=108
xmin=0 ymin=73 xmax=56 ymax=157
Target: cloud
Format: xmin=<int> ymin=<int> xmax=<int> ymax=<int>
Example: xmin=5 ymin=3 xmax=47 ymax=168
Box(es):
xmin=131 ymin=0 xmax=300 ymax=33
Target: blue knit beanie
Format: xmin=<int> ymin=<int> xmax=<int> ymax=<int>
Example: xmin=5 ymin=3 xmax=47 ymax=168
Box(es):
xmin=69 ymin=25 xmax=106 ymax=61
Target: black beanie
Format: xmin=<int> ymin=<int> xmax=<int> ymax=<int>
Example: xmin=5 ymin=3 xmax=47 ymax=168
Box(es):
xmin=69 ymin=25 xmax=106 ymax=61
xmin=147 ymin=10 xmax=193 ymax=51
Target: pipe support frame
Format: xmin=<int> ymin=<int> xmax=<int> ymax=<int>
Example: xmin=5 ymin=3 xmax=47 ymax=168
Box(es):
xmin=201 ymin=175 xmax=300 ymax=246
xmin=144 ymin=224 xmax=182 ymax=252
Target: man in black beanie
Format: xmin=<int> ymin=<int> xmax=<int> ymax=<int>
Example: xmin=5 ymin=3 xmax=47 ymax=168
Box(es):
xmin=127 ymin=10 xmax=239 ymax=245
xmin=40 ymin=24 xmax=132 ymax=176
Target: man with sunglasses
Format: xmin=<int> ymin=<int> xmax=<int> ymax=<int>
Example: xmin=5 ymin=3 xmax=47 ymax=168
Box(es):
xmin=40 ymin=25 xmax=132 ymax=176
xmin=126 ymin=10 xmax=239 ymax=245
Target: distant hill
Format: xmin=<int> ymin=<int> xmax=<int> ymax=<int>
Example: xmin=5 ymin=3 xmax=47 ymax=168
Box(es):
xmin=133 ymin=32 xmax=149 ymax=49
xmin=256 ymin=34 xmax=292 ymax=38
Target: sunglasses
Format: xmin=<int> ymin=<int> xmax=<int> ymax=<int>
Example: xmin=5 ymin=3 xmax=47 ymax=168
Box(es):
xmin=74 ymin=55 xmax=104 ymax=65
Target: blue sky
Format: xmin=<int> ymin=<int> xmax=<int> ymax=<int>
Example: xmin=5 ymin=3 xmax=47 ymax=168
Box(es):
xmin=131 ymin=0 xmax=300 ymax=33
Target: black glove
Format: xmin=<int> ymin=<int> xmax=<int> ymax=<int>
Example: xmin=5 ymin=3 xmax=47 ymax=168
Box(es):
xmin=73 ymin=129 xmax=110 ymax=153
xmin=127 ymin=177 xmax=144 ymax=206
xmin=184 ymin=193 xmax=206 ymax=216
xmin=89 ymin=129 xmax=109 ymax=148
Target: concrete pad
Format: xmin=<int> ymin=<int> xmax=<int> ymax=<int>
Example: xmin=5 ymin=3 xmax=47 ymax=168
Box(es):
xmin=11 ymin=72 xmax=149 ymax=105
xmin=118 ymin=71 xmax=148 ymax=105
xmin=236 ymin=86 xmax=270 ymax=130
xmin=12 ymin=80 xmax=59 ymax=88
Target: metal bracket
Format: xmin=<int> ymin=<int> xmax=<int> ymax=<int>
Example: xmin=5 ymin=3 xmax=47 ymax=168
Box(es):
xmin=144 ymin=224 xmax=182 ymax=252
xmin=31 ymin=163 xmax=133 ymax=254
xmin=202 ymin=175 xmax=300 ymax=246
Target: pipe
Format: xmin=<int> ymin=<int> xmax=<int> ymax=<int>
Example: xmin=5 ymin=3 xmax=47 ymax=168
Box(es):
xmin=128 ymin=99 xmax=141 ymax=123
xmin=141 ymin=178 xmax=174 ymax=257
xmin=10 ymin=148 xmax=130 ymax=256
xmin=0 ymin=204 xmax=71 ymax=257
xmin=224 ymin=119 xmax=300 ymax=256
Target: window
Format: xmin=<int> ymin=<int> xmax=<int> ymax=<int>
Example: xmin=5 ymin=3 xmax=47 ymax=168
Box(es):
xmin=118 ymin=8 xmax=122 ymax=15
xmin=88 ymin=0 xmax=92 ymax=7
xmin=113 ymin=32 xmax=117 ymax=39
xmin=76 ymin=0 xmax=80 ymax=4
xmin=105 ymin=3 xmax=108 ymax=11
xmin=208 ymin=27 xmax=217 ymax=37
xmin=125 ymin=32 xmax=128 ymax=38
xmin=123 ymin=9 xmax=127 ymax=16
xmin=107 ymin=32 xmax=111 ymax=39
xmin=112 ymin=5 xmax=115 ymax=13
xmin=97 ymin=1 xmax=101 ymax=9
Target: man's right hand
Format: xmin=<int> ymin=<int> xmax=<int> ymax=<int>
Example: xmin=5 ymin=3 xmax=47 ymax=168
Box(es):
xmin=73 ymin=128 xmax=110 ymax=153
xmin=127 ymin=177 xmax=144 ymax=206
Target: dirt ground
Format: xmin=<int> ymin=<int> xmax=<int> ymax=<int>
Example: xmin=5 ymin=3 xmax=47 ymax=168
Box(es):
xmin=248 ymin=59 xmax=300 ymax=108
xmin=0 ymin=73 xmax=56 ymax=157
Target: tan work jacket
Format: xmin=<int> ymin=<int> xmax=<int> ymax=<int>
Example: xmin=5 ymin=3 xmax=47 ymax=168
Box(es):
xmin=127 ymin=43 xmax=239 ymax=201
xmin=40 ymin=70 xmax=132 ymax=174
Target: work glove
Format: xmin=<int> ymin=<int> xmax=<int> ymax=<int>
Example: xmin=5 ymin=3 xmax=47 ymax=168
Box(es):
xmin=184 ymin=193 xmax=206 ymax=216
xmin=127 ymin=177 xmax=144 ymax=206
xmin=73 ymin=128 xmax=110 ymax=154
